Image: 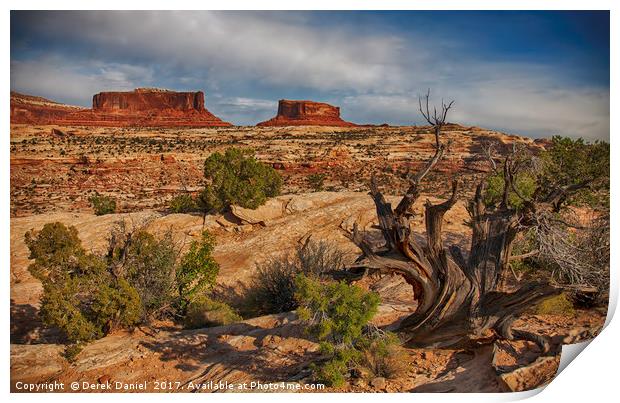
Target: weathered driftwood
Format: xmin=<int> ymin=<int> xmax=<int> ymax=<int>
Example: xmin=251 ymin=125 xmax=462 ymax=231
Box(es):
xmin=343 ymin=92 xmax=583 ymax=351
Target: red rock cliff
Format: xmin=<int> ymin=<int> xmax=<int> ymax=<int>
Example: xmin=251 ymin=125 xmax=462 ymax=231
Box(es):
xmin=92 ymin=88 xmax=206 ymax=113
xmin=257 ymin=100 xmax=355 ymax=127
xmin=11 ymin=89 xmax=231 ymax=127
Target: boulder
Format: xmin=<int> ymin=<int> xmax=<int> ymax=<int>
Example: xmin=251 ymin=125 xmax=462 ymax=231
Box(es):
xmin=370 ymin=377 xmax=386 ymax=389
xmin=230 ymin=199 xmax=286 ymax=225
xmin=498 ymin=356 xmax=560 ymax=392
xmin=285 ymin=196 xmax=316 ymax=214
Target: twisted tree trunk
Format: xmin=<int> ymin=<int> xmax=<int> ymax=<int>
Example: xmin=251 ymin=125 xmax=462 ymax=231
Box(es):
xmin=344 ymin=93 xmax=565 ymax=351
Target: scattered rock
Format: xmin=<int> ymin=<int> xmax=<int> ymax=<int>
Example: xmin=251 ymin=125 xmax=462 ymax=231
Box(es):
xmin=260 ymin=334 xmax=283 ymax=348
xmin=215 ymin=213 xmax=241 ymax=228
xmin=351 ymin=378 xmax=366 ymax=387
xmin=370 ymin=377 xmax=386 ymax=389
xmin=498 ymin=355 xmax=560 ymax=392
xmin=235 ymin=224 xmax=254 ymax=233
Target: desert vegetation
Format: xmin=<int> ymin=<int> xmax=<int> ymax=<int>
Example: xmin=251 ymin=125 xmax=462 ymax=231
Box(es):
xmin=10 ymin=124 xmax=532 ymax=217
xmin=197 ymin=147 xmax=282 ymax=214
xmin=10 ymin=101 xmax=608 ymax=392
xmin=24 ymin=220 xmax=233 ymax=359
xmin=232 ymin=240 xmax=347 ymax=317
xmin=295 ymin=274 xmax=408 ymax=387
xmin=340 ymin=91 xmax=609 ymax=356
xmin=168 ymin=193 xmax=197 ymax=213
xmin=89 ymin=193 xmax=117 ymax=215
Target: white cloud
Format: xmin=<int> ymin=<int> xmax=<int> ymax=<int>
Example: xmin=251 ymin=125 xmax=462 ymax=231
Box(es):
xmin=11 ymin=11 xmax=609 ymax=139
xmin=10 ymin=56 xmax=155 ymax=106
xmin=342 ymin=82 xmax=609 ymax=141
xmin=209 ymin=96 xmax=278 ymax=124
xmin=22 ymin=11 xmax=412 ymax=94
xmin=216 ymin=97 xmax=276 ymax=111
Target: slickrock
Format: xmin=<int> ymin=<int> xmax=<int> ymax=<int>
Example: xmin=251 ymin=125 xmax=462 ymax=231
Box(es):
xmin=9 ymin=192 xmax=606 ymax=392
xmin=257 ymin=99 xmax=355 ymax=126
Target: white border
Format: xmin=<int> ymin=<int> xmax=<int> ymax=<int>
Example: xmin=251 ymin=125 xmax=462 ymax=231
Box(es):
xmin=2 ymin=2 xmax=617 ymax=403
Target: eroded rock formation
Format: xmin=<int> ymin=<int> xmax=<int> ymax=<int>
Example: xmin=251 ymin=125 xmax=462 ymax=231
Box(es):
xmin=10 ymin=92 xmax=87 ymax=124
xmin=92 ymin=88 xmax=206 ymax=113
xmin=257 ymin=99 xmax=355 ymax=127
xmin=10 ymin=89 xmax=231 ymax=127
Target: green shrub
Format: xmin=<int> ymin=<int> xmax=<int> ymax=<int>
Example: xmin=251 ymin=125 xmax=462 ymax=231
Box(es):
xmin=24 ymin=222 xmax=85 ymax=281
xmin=26 ymin=221 xmax=223 ymax=348
xmin=535 ymin=293 xmax=575 ymax=316
xmin=89 ymin=193 xmax=117 ymax=215
xmin=296 ymin=275 xmax=379 ymax=346
xmin=39 ymin=278 xmax=103 ymax=343
xmin=184 ymin=295 xmax=242 ymax=329
xmin=26 ymin=223 xmax=142 ymax=345
xmin=295 ymin=274 xmax=380 ymax=387
xmin=176 ymin=231 xmax=219 ymax=311
xmin=484 ymin=171 xmax=537 ymax=210
xmin=308 ymin=173 xmax=327 ymax=191
xmin=311 ymin=348 xmax=360 ymax=388
xmin=240 ymin=240 xmax=347 ymax=317
xmin=197 ymin=148 xmax=282 ymax=214
xmin=169 ymin=193 xmax=197 ymax=213
xmin=508 ymin=230 xmax=542 ymax=276
xmin=483 ymin=136 xmax=609 ymax=211
xmin=540 ymin=136 xmax=609 ymax=208
xmin=90 ymin=278 xmax=143 ymax=331
xmin=110 ymin=230 xmax=178 ymax=319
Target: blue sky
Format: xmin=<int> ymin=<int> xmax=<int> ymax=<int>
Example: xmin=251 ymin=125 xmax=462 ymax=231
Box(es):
xmin=11 ymin=11 xmax=609 ymax=140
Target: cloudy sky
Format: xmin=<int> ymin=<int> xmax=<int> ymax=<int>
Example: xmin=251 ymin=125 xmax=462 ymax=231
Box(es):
xmin=11 ymin=11 xmax=609 ymax=140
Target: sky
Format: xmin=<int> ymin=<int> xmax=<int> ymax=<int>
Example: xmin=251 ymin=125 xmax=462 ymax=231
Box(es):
xmin=10 ymin=11 xmax=610 ymax=140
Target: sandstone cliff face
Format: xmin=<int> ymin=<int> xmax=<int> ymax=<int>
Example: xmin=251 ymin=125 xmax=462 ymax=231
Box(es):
xmin=92 ymin=88 xmax=206 ymax=112
xmin=257 ymin=99 xmax=355 ymax=127
xmin=10 ymin=89 xmax=231 ymax=127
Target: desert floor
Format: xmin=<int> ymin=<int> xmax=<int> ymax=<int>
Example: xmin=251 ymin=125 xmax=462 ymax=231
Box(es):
xmin=10 ymin=125 xmax=605 ymax=393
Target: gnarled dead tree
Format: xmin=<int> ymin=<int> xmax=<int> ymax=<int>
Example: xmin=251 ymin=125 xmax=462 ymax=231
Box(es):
xmin=343 ymin=91 xmax=586 ymax=351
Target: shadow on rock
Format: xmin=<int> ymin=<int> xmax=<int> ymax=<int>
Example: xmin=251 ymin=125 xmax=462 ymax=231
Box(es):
xmin=139 ymin=313 xmax=320 ymax=387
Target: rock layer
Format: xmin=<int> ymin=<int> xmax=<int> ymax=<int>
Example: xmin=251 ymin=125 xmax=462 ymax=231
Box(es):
xmin=257 ymin=99 xmax=355 ymax=127
xmin=10 ymin=89 xmax=231 ymax=127
xmin=10 ymin=124 xmax=546 ymax=217
xmin=10 ymin=92 xmax=87 ymax=124
xmin=92 ymin=88 xmax=206 ymax=113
